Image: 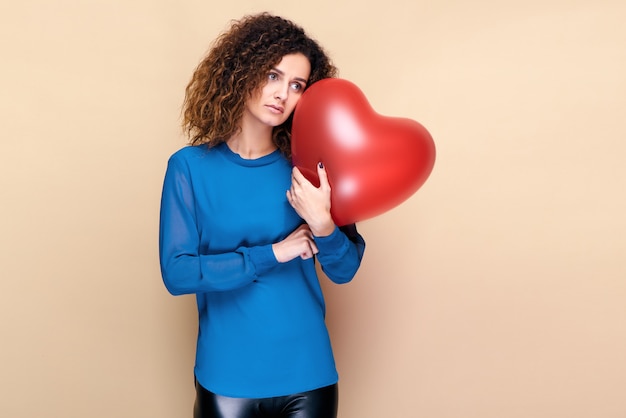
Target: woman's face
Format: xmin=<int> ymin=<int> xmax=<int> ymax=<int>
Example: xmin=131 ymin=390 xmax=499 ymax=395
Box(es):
xmin=244 ymin=53 xmax=311 ymax=128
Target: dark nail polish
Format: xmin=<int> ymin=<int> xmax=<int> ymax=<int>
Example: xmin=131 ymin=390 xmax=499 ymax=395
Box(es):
xmin=318 ymin=162 xmax=324 ymax=169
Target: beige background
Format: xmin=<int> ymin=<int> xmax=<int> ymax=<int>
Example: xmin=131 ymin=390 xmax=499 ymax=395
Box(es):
xmin=1 ymin=0 xmax=625 ymax=417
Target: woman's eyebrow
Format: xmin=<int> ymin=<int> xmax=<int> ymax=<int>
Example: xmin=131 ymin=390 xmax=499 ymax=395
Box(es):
xmin=271 ymin=67 xmax=308 ymax=84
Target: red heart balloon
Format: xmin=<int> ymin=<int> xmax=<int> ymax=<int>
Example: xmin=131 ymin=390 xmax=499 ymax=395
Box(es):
xmin=291 ymin=78 xmax=436 ymax=226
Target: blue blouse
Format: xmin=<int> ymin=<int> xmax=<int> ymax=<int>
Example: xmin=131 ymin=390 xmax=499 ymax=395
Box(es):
xmin=159 ymin=143 xmax=365 ymax=398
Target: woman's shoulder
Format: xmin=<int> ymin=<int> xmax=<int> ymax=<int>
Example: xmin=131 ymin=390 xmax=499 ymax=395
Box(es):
xmin=168 ymin=143 xmax=221 ymax=164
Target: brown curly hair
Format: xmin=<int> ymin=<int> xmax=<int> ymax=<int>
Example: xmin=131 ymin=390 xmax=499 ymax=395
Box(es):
xmin=182 ymin=13 xmax=337 ymax=158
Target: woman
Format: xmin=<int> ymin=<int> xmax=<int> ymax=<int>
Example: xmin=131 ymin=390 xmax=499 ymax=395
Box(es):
xmin=159 ymin=13 xmax=365 ymax=418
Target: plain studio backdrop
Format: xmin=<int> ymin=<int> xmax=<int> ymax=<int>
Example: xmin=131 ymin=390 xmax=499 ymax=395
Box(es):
xmin=1 ymin=1 xmax=625 ymax=417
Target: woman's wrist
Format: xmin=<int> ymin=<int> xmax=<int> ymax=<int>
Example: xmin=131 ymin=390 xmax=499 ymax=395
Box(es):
xmin=309 ymin=216 xmax=335 ymax=237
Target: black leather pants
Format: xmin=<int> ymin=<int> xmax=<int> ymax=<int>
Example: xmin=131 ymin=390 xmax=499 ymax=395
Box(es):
xmin=193 ymin=380 xmax=338 ymax=418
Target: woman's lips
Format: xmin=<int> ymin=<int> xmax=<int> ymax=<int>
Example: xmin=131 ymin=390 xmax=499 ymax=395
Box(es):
xmin=266 ymin=104 xmax=284 ymax=114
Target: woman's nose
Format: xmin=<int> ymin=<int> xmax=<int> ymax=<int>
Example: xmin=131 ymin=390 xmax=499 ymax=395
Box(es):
xmin=274 ymin=83 xmax=289 ymax=101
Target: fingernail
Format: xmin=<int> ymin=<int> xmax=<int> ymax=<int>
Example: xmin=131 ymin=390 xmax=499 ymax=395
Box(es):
xmin=318 ymin=162 xmax=324 ymax=169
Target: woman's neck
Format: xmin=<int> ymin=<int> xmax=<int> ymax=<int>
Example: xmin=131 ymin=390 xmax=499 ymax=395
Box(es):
xmin=226 ymin=116 xmax=277 ymax=159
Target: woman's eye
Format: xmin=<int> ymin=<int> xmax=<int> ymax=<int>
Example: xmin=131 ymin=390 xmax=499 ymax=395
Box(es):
xmin=268 ymin=73 xmax=278 ymax=81
xmin=290 ymin=82 xmax=303 ymax=91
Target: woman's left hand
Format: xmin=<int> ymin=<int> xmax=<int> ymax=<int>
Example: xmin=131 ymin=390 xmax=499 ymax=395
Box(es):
xmin=287 ymin=163 xmax=335 ymax=237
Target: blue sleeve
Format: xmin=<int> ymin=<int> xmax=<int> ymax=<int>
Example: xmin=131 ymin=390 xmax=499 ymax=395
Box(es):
xmin=314 ymin=223 xmax=366 ymax=284
xmin=158 ymin=156 xmax=278 ymax=295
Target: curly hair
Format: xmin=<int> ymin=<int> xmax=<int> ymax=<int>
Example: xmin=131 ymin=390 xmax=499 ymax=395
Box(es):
xmin=182 ymin=13 xmax=337 ymax=158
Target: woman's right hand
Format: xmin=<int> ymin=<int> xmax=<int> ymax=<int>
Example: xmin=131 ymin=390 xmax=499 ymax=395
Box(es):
xmin=272 ymin=224 xmax=319 ymax=263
